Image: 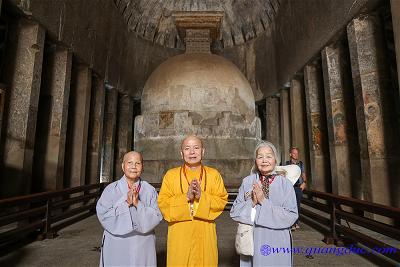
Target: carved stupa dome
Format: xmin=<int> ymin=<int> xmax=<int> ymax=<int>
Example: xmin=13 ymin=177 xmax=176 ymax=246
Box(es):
xmin=141 ymin=53 xmax=255 ymax=120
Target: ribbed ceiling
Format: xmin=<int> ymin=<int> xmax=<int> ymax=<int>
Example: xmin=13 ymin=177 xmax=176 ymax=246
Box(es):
xmin=114 ymin=0 xmax=281 ymax=49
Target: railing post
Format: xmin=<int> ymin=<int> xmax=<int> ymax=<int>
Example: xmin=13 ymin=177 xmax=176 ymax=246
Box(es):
xmin=44 ymin=198 xmax=56 ymax=239
xmin=323 ymin=198 xmax=337 ymax=245
xmin=83 ymin=186 xmax=90 ymax=206
xmin=331 ymin=200 xmax=338 ymax=241
xmin=91 ymin=184 xmax=103 ymax=213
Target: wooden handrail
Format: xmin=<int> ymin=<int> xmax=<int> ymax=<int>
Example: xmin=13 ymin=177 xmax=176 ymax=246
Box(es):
xmin=202 ymin=182 xmax=400 ymax=264
xmin=0 ymin=183 xmax=107 ymax=253
xmin=1 ymin=182 xmax=399 ymax=264
xmin=0 ymin=184 xmax=104 ymax=208
xmin=0 ymin=206 xmax=46 ymax=227
xmin=301 ymin=189 xmax=400 ymax=264
xmin=52 ymin=191 xmax=101 ymax=209
xmin=336 ymin=209 xmax=400 ymax=240
xmin=303 ymin=189 xmax=400 ymax=219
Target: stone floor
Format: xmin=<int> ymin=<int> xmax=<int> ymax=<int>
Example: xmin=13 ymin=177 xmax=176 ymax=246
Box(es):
xmin=0 ymin=212 xmax=391 ymax=267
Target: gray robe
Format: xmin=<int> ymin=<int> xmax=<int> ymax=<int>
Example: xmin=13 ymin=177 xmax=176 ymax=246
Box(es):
xmin=96 ymin=176 xmax=162 ymax=267
xmin=230 ymin=173 xmax=298 ymax=267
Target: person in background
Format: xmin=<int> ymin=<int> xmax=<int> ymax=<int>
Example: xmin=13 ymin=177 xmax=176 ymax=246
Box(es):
xmin=284 ymin=146 xmax=307 ymax=230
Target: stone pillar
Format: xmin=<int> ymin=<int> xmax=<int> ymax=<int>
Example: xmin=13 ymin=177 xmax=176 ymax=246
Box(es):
xmin=101 ymin=88 xmax=118 ymax=182
xmin=64 ymin=64 xmax=92 ymax=187
xmin=86 ymin=76 xmax=105 ymax=185
xmin=279 ymin=89 xmax=291 ymax=163
xmin=1 ymin=20 xmax=45 ymax=197
xmin=304 ymin=63 xmax=331 ymax=192
xmin=33 ymin=46 xmax=72 ymax=192
xmin=265 ymin=96 xmax=280 ymax=155
xmin=114 ymin=94 xmax=133 ymax=180
xmin=392 ymin=0 xmax=400 ymax=89
xmin=0 ymin=0 xmax=5 ymax=146
xmin=0 ymin=85 xmax=5 ymax=148
xmin=289 ymin=78 xmax=309 ymax=169
xmin=347 ymin=15 xmax=400 ymax=206
xmin=321 ymin=42 xmax=362 ymax=198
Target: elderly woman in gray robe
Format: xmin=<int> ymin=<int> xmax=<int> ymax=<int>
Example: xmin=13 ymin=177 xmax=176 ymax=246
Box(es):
xmin=96 ymin=151 xmax=162 ymax=267
xmin=230 ymin=141 xmax=298 ymax=266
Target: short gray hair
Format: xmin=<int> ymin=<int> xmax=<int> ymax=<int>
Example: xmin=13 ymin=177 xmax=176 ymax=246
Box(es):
xmin=250 ymin=141 xmax=280 ymax=174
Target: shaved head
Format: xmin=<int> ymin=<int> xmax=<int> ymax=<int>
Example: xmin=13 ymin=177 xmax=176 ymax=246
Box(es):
xmin=123 ymin=151 xmax=143 ymax=163
xmin=181 ymin=135 xmax=203 ymax=150
xmin=122 ymin=151 xmax=143 ymax=180
xmin=180 ymin=135 xmax=204 ymax=167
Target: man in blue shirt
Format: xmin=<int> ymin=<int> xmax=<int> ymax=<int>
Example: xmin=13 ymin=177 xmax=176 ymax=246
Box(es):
xmin=284 ymin=146 xmax=307 ymax=230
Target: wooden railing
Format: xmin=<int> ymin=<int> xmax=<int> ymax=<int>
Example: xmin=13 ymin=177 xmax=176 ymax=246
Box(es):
xmin=218 ymin=184 xmax=399 ymax=263
xmin=224 ymin=184 xmax=239 ymax=211
xmin=301 ymin=189 xmax=400 ymax=263
xmin=0 ymin=180 xmax=234 ymax=253
xmin=1 ymin=182 xmax=399 ymax=264
xmin=0 ymin=183 xmax=106 ymax=254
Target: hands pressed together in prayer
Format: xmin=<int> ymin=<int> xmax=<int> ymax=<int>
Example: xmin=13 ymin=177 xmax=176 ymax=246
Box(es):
xmin=126 ymin=186 xmax=139 ymax=207
xmin=187 ymin=179 xmax=201 ymax=202
xmin=251 ymin=182 xmax=265 ymax=207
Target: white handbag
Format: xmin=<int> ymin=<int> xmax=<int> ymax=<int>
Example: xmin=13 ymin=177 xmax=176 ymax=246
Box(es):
xmin=235 ymin=222 xmax=254 ymax=256
xmin=275 ymin=165 xmax=301 ymax=185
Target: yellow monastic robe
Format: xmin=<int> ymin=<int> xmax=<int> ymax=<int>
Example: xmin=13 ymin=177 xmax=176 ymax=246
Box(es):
xmin=158 ymin=165 xmax=228 ymax=267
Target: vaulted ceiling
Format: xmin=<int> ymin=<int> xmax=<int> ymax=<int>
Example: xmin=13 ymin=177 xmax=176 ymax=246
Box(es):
xmin=113 ymin=0 xmax=281 ymax=49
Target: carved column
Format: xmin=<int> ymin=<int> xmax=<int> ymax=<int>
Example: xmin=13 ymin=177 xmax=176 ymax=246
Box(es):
xmin=304 ymin=62 xmax=331 ymax=192
xmin=265 ymin=96 xmax=280 ymax=155
xmin=114 ymin=94 xmax=133 ymax=180
xmin=347 ymin=15 xmax=400 ymax=206
xmin=279 ymin=89 xmax=291 ymax=163
xmin=33 ymin=46 xmax=72 ymax=192
xmin=101 ymin=87 xmax=118 ymax=182
xmin=391 ymin=0 xmax=400 ymax=92
xmin=1 ymin=19 xmax=45 ymax=197
xmin=290 ymin=77 xmax=309 ymax=170
xmin=86 ymin=76 xmax=105 ymax=184
xmin=322 ymin=42 xmax=362 ymax=198
xmin=64 ymin=64 xmax=92 ymax=187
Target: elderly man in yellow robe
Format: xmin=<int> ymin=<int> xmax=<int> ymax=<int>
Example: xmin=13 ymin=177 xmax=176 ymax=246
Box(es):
xmin=158 ymin=135 xmax=228 ymax=266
